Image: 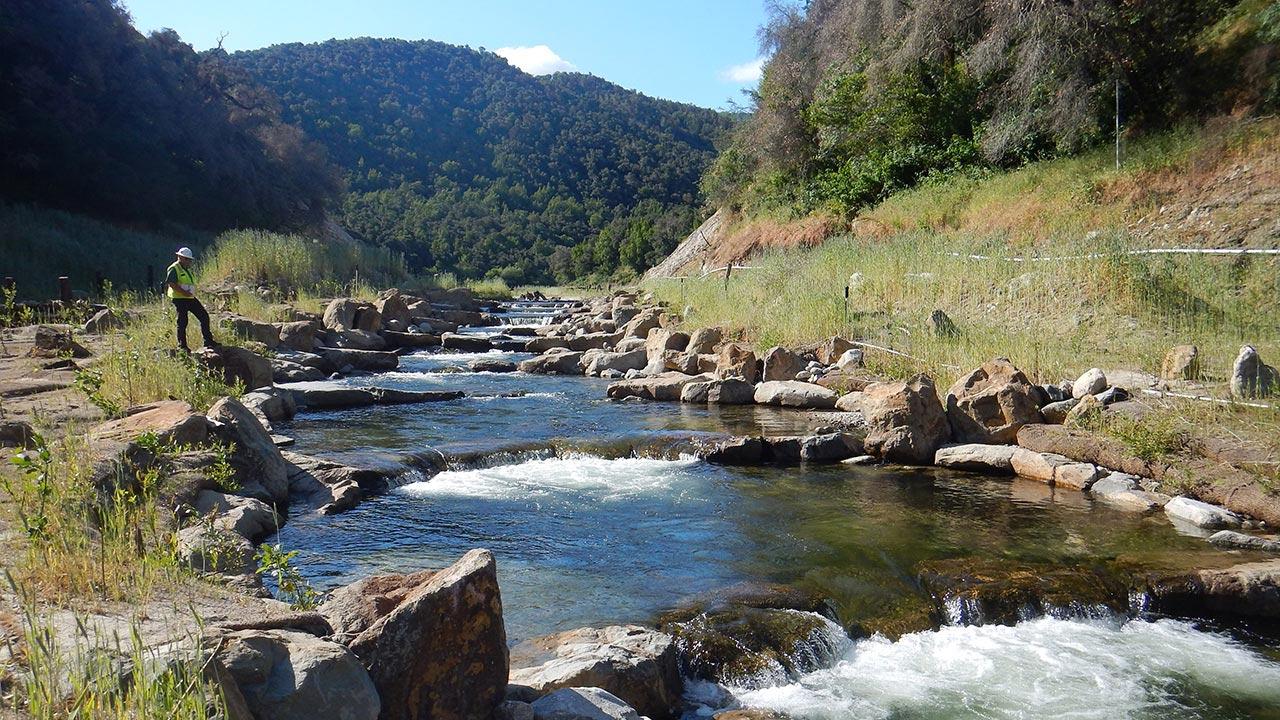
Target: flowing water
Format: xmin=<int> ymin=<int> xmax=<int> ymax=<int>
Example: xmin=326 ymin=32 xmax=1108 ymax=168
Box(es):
xmin=273 ymin=316 xmax=1280 ymax=718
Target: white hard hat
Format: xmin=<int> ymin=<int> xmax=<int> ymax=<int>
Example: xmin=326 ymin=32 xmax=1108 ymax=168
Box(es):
xmin=175 ymin=247 xmax=194 ymax=259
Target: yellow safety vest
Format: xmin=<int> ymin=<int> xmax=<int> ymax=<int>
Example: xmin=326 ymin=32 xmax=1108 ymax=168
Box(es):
xmin=167 ymin=262 xmax=196 ymax=299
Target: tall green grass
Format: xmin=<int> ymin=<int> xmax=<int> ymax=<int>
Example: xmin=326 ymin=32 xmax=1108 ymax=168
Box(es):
xmin=649 ymin=231 xmax=1279 ymax=387
xmin=199 ymin=229 xmax=408 ymax=295
xmin=0 ymin=203 xmax=209 ymax=301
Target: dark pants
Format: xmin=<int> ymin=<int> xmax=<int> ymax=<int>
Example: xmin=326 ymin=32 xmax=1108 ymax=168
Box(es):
xmin=172 ymin=298 xmax=214 ymax=350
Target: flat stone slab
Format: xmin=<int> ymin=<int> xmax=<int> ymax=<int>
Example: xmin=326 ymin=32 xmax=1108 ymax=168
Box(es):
xmin=1165 ymin=496 xmax=1243 ymax=529
xmin=934 ymin=443 xmax=1016 ymax=472
xmin=1208 ymin=530 xmax=1280 ymax=552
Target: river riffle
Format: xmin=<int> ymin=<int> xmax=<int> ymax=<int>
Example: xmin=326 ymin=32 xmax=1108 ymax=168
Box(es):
xmin=272 ymin=322 xmax=1280 ymax=719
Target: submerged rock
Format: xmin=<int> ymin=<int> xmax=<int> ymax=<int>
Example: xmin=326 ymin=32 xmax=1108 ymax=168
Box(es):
xmin=917 ymin=558 xmax=1129 ymax=627
xmin=1208 ymin=530 xmax=1280 ymax=553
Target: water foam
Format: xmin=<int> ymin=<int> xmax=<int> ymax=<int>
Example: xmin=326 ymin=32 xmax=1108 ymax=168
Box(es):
xmin=731 ymin=617 xmax=1280 ymax=719
xmin=397 ymin=455 xmax=702 ymax=502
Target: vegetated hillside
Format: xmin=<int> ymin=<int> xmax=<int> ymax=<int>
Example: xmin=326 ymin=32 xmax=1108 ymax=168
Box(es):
xmin=232 ymin=39 xmax=735 ymax=285
xmin=704 ymin=0 xmax=1280 ymax=221
xmin=0 ymin=0 xmax=343 ymax=231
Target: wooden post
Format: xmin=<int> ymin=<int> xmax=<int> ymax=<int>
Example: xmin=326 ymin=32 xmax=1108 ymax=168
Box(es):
xmin=94 ymin=270 xmax=105 ymax=298
xmin=723 ymin=263 xmax=733 ymax=292
xmin=58 ymin=276 xmax=72 ymax=303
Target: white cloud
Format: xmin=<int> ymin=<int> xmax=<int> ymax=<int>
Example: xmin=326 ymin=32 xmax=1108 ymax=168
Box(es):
xmin=720 ymin=57 xmax=765 ymax=83
xmin=495 ymin=45 xmax=577 ymax=76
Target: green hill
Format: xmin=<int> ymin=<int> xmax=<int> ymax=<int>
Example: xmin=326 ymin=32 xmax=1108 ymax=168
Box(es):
xmin=232 ymin=39 xmax=735 ymax=284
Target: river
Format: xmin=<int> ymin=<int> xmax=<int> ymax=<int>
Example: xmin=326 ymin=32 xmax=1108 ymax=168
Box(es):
xmin=272 ymin=314 xmax=1280 ymax=719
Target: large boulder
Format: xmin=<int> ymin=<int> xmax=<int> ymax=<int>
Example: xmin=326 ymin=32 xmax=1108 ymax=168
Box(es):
xmin=346 ymin=549 xmax=508 ymax=720
xmin=607 ymin=373 xmax=708 ymax=402
xmin=687 ymin=327 xmax=723 ymax=355
xmin=226 ymin=317 xmax=281 ymax=349
xmin=201 ymin=346 xmax=273 ymax=391
xmin=680 ymin=378 xmax=755 ymax=405
xmin=27 ymin=325 xmax=90 ymax=358
xmin=375 ymin=289 xmax=413 ymax=328
xmin=207 ymin=397 xmax=290 ymax=504
xmin=241 ymin=388 xmax=297 ymax=429
xmin=644 ymin=329 xmax=689 ymax=360
xmin=621 ymin=308 xmax=664 ymax=339
xmin=90 ymin=400 xmax=209 ymax=447
xmin=761 ymin=347 xmax=805 ymax=382
xmin=278 ymin=321 xmax=319 ymax=352
xmin=861 ymin=375 xmax=951 ymax=465
xmin=331 ymin=329 xmax=387 ymax=351
xmin=216 ymin=629 xmax=380 ymax=720
xmin=442 ymin=333 xmax=494 ymax=352
xmin=193 ymin=489 xmax=280 ymax=542
xmin=713 ymin=343 xmax=759 ymax=384
xmin=1231 ymin=345 xmax=1278 ymax=399
xmin=521 ymin=350 xmax=586 ymax=375
xmin=323 ymin=299 xmax=380 ymax=333
xmin=585 ymin=350 xmax=648 ymax=376
xmin=284 ymin=452 xmax=387 ymax=515
xmin=753 ymin=381 xmax=838 ymax=409
xmin=510 ymin=626 xmax=681 ymax=720
xmin=176 ymin=524 xmax=255 ymax=575
xmin=1165 ymin=496 xmax=1243 ymax=529
xmin=815 ymin=337 xmax=855 ymax=365
xmin=944 ymin=358 xmax=1044 ymax=444
xmin=82 ymin=308 xmax=122 ymax=334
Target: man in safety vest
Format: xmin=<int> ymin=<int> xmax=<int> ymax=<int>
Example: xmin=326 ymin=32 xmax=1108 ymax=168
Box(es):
xmin=166 ymin=247 xmax=219 ymax=352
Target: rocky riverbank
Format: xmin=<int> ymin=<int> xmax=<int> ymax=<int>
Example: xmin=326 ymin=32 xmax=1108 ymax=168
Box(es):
xmin=3 ymin=286 xmax=1280 ymax=720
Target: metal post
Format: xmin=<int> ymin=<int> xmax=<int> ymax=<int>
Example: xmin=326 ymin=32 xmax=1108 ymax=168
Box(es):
xmin=723 ymin=263 xmax=732 ymax=293
xmin=844 ymin=285 xmax=849 ymax=323
xmin=58 ymin=276 xmax=72 ymax=303
xmin=1115 ymin=75 xmax=1121 ymax=171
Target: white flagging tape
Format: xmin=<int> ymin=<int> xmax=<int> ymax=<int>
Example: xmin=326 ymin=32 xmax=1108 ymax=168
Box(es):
xmin=1140 ymin=388 xmax=1277 ymax=410
xmin=950 ymin=247 xmax=1280 ymax=263
xmin=850 ymin=341 xmax=962 ymax=371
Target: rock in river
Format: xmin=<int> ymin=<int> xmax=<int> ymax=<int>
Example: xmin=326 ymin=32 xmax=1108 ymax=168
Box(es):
xmin=753 ymin=381 xmax=838 ymax=409
xmin=530 ymin=688 xmax=640 ymax=720
xmin=442 ymin=332 xmax=493 ymax=352
xmin=1165 ymin=496 xmax=1243 ymax=529
xmin=510 ymin=625 xmax=682 ymax=720
xmin=344 ymin=549 xmax=508 ymax=720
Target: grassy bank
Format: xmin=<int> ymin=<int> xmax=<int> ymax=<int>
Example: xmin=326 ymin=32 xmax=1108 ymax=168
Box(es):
xmin=650 ymin=119 xmax=1280 ymax=385
xmin=0 ymin=203 xmax=210 ymax=301
xmin=651 ymin=231 xmax=1279 ymax=385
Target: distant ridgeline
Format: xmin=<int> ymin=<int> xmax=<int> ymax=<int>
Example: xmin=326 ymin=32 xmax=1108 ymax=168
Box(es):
xmin=232 ymin=39 xmax=735 ymax=285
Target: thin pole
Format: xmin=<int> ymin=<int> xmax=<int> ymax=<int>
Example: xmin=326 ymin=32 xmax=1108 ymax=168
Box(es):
xmin=1115 ymin=75 xmax=1121 ymax=170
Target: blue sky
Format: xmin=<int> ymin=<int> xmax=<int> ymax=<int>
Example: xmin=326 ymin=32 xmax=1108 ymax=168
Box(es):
xmin=121 ymin=0 xmax=769 ymax=110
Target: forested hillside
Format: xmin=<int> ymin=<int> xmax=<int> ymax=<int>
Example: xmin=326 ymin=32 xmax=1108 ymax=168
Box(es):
xmin=0 ymin=0 xmax=342 ymax=231
xmin=705 ymin=0 xmax=1280 ymax=220
xmin=233 ymin=39 xmax=735 ymax=284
